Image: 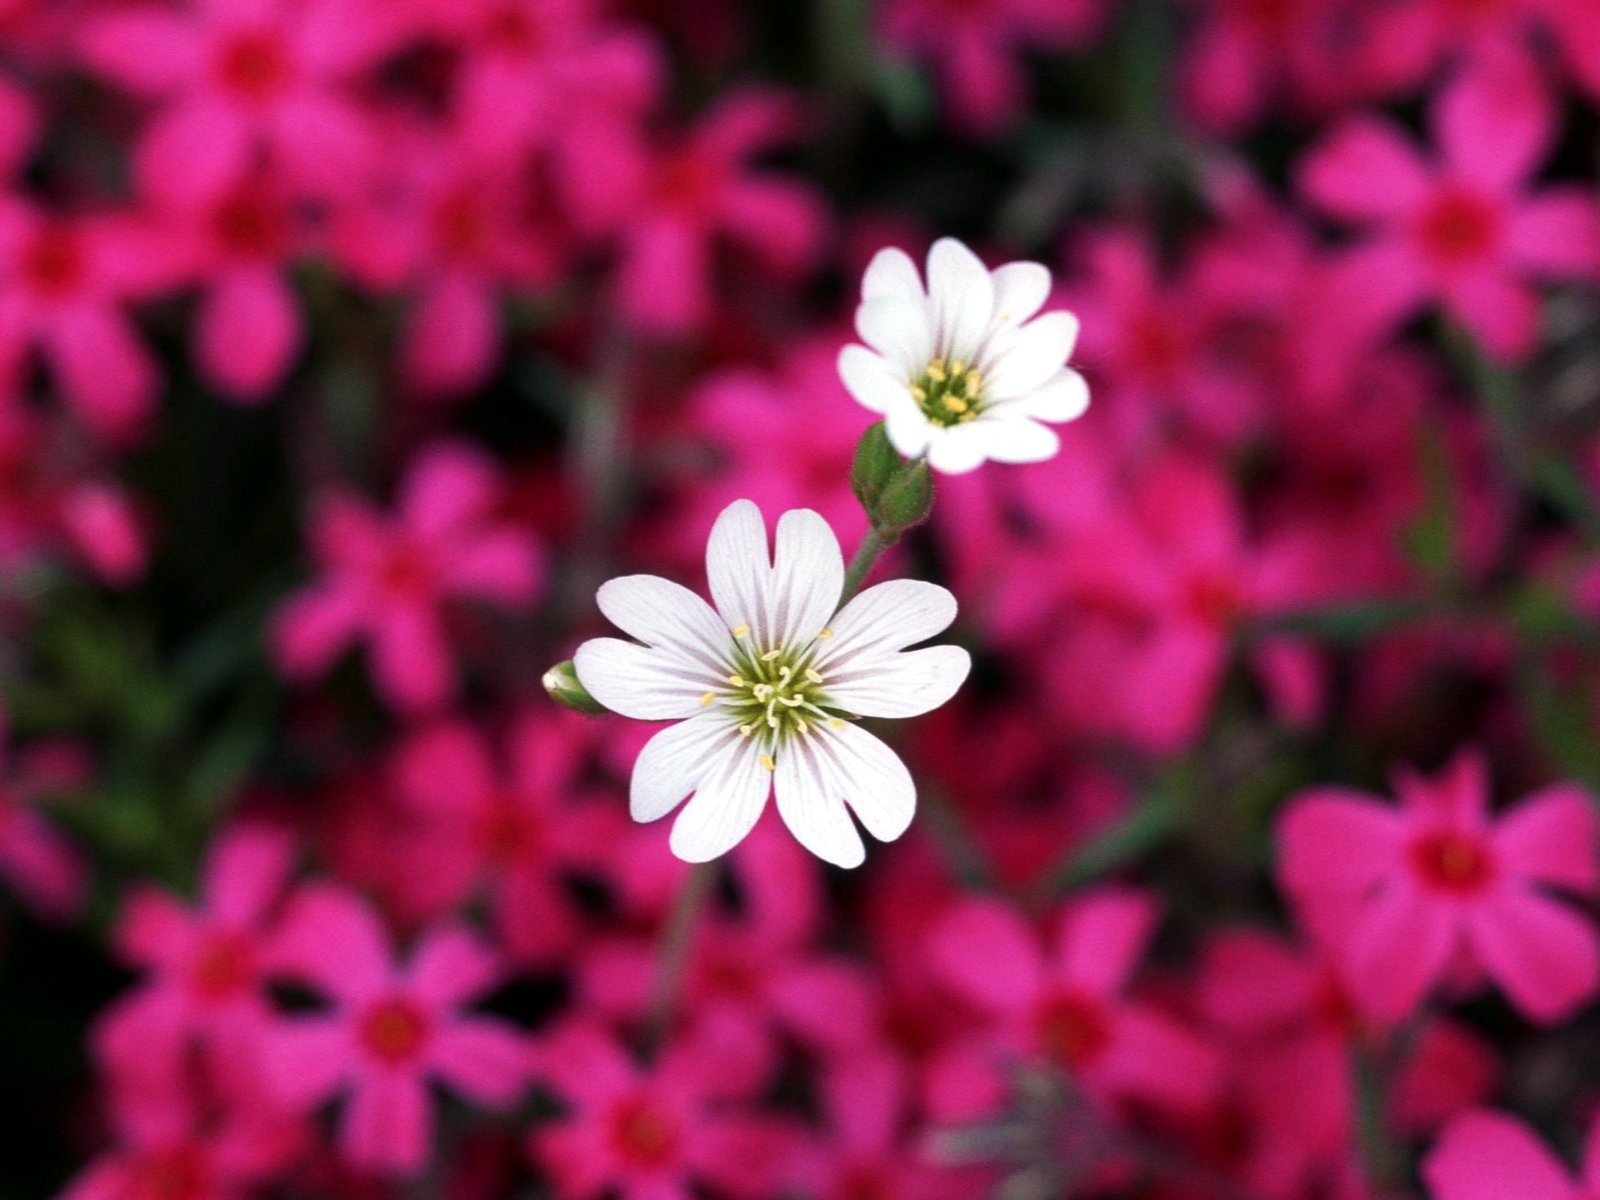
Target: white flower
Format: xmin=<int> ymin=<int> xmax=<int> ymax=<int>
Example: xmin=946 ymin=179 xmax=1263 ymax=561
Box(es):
xmin=838 ymin=237 xmax=1089 ymax=474
xmin=573 ymin=499 xmax=970 ymax=868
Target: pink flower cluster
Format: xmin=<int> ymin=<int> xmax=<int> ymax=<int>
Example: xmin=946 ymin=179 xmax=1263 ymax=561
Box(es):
xmin=0 ymin=0 xmax=1598 ymax=1198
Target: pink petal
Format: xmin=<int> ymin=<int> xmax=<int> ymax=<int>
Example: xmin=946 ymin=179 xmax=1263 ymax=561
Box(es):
xmin=1099 ymin=1004 xmax=1222 ymax=1114
xmin=76 ymin=11 xmax=204 ymax=95
xmin=1443 ymin=270 xmax=1540 ymax=363
xmin=0 ymin=811 xmax=87 ymax=921
xmin=405 ymin=925 xmax=500 ymax=1008
xmin=440 ymin=530 xmax=542 ymax=606
xmin=195 ymin=269 xmax=302 ymax=403
xmin=1493 ymin=784 xmax=1600 ymax=894
xmin=1468 ymin=887 xmax=1600 ymax=1024
xmin=202 ymin=823 xmax=296 ymax=926
xmin=1422 ymin=1110 xmax=1576 ymax=1200
xmin=1275 ymin=789 xmax=1403 ymax=897
xmin=339 ymin=1072 xmax=433 ymax=1175
xmin=767 ymin=959 xmax=876 ymax=1052
xmin=617 ymin=217 xmax=710 ymax=334
xmin=927 ymin=897 xmax=1042 ymax=1014
xmin=398 ymin=441 xmax=498 ymax=538
xmin=260 ymin=1015 xmax=352 ymax=1109
xmin=401 ymin=274 xmax=501 ymax=398
xmin=394 ymin=721 xmax=495 ymax=817
xmin=266 ymin=883 xmax=394 ymax=1002
xmin=718 ymin=179 xmax=826 ymax=271
xmin=1505 ymin=191 xmax=1600 ymax=278
xmin=1431 ymin=58 xmax=1554 ymax=194
xmin=135 ymin=100 xmax=251 ymax=208
xmin=370 ymin=602 xmax=454 ymax=713
xmin=269 ymin=94 xmax=376 ymax=200
xmin=1345 ymin=879 xmax=1457 ymax=1022
xmin=44 ymin=306 xmax=158 ymax=443
xmin=429 ymin=1018 xmax=527 ymax=1108
xmin=1297 ymin=117 xmax=1430 ymax=223
xmin=270 ymin=585 xmax=363 ymax=680
xmin=1053 ymin=888 xmax=1158 ymax=996
xmin=113 ymin=885 xmax=197 ymax=966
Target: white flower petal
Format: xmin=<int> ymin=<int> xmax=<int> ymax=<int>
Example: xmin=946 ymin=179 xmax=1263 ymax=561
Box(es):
xmin=856 ymin=297 xmax=933 ymax=377
xmin=771 ymin=509 xmax=844 ymax=649
xmin=989 ymin=261 xmax=1052 ymax=327
xmin=862 ymin=246 xmax=925 ymax=303
xmin=815 ymin=579 xmax=958 ymax=667
xmin=979 ymin=416 xmax=1060 ymax=464
xmin=775 ymin=743 xmax=865 ymax=868
xmin=883 ymin=392 xmax=933 ymax=459
xmin=837 ymin=344 xmax=907 ymax=415
xmin=596 ymin=574 xmax=732 ymax=679
xmin=1015 ymin=368 xmax=1090 ymax=423
xmin=812 ymin=722 xmax=916 ymax=845
xmin=668 ymin=735 xmax=771 ymax=862
xmin=825 ymin=644 xmax=971 ymax=718
xmin=574 ymin=638 xmax=719 ymax=720
xmin=985 ymin=311 xmax=1079 ymax=397
xmin=630 ymin=713 xmax=742 ymax=821
xmin=927 ymin=238 xmax=995 ymax=361
xmin=706 ymin=498 xmax=773 ymax=644
xmin=925 ymin=423 xmax=991 ymax=474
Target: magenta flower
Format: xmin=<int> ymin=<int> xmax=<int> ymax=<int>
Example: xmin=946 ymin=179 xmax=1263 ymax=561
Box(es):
xmin=1277 ymin=750 xmax=1600 ymax=1024
xmin=77 ymin=0 xmax=393 ymax=206
xmin=97 ymin=824 xmax=297 ymax=1074
xmin=261 ymin=883 xmax=527 ymax=1175
xmin=0 ymin=200 xmax=161 ymax=442
xmin=1177 ymin=0 xmax=1349 ymax=134
xmin=928 ymin=888 xmax=1222 ymax=1116
xmin=1298 ymin=60 xmax=1600 ymax=360
xmin=271 ymin=441 xmax=544 ymax=713
xmin=1425 ymin=1109 xmax=1600 ymax=1200
xmin=0 ymin=734 xmax=87 ymax=922
xmin=530 ymin=1020 xmax=800 ymax=1200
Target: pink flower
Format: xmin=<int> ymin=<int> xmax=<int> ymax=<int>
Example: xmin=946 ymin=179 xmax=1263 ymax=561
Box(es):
xmin=392 ymin=713 xmax=619 ymax=963
xmin=530 ymin=1020 xmax=800 ymax=1200
xmin=60 ymin=481 xmax=148 ymax=587
xmin=575 ymin=90 xmax=828 ymax=335
xmin=928 ymin=888 xmax=1222 ymax=1116
xmin=77 ymin=0 xmax=394 ymax=206
xmin=0 ymin=734 xmax=88 ymax=921
xmin=877 ymin=0 xmax=1103 ymax=133
xmin=261 ymin=883 xmax=527 ymax=1175
xmin=1277 ymin=750 xmax=1600 ymax=1023
xmin=1424 ymin=1109 xmax=1600 ymax=1200
xmin=97 ymin=824 xmax=297 ymax=1077
xmin=0 ymin=200 xmax=161 ymax=442
xmin=271 ymin=441 xmax=544 ymax=713
xmin=0 ymin=75 xmax=36 ymax=179
xmin=1176 ymin=0 xmax=1351 ymax=134
xmin=1298 ymin=59 xmax=1600 ymax=361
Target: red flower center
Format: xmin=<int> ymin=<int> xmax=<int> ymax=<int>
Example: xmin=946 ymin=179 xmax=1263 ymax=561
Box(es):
xmin=478 ymin=794 xmax=541 ymax=863
xmin=376 ymin=542 xmax=436 ymax=597
xmin=652 ymin=152 xmax=723 ymax=215
xmin=1416 ymin=190 xmax=1499 ymax=268
xmin=189 ymin=932 xmax=255 ymax=1000
xmin=20 ymin=227 xmax=86 ymax=300
xmin=608 ymin=1096 xmax=681 ymax=1168
xmin=1125 ymin=314 xmax=1187 ymax=381
xmin=1409 ymin=830 xmax=1495 ymax=895
xmin=359 ymin=998 xmax=431 ymax=1064
xmin=215 ymin=31 xmax=292 ymax=102
xmin=433 ymin=191 xmax=492 ymax=262
xmin=134 ymin=1147 xmax=212 ymax=1200
xmin=213 ymin=190 xmax=290 ymax=260
xmin=834 ymin=1164 xmax=894 ymax=1200
xmin=484 ymin=5 xmax=546 ymax=54
xmin=1185 ymin=573 xmax=1246 ymax=627
xmin=1241 ymin=0 xmax=1299 ymax=33
xmin=698 ymin=947 xmax=761 ymax=999
xmin=1033 ymin=990 xmax=1113 ymax=1070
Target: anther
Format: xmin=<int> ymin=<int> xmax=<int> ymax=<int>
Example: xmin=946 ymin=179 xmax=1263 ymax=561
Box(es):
xmin=817 ymin=628 xmax=833 ymax=639
xmin=728 ymin=675 xmax=745 ymax=687
xmin=699 ymin=692 xmax=715 ymax=706
xmin=732 ymin=624 xmax=751 ymax=638
xmin=759 ymin=755 xmax=775 ymax=771
xmin=761 ymin=649 xmax=782 ymax=662
xmin=804 ymin=668 xmax=824 ymax=684
xmin=827 ymin=718 xmax=845 ymax=729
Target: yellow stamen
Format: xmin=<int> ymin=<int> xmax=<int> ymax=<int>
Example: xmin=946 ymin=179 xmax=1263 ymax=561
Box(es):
xmin=927 ymin=358 xmax=947 ymax=382
xmin=828 ymin=717 xmax=845 ymax=729
xmin=699 ymin=692 xmax=715 ymax=706
xmin=945 ymin=396 xmax=968 ymax=414
xmin=817 ymin=628 xmax=833 ymax=639
xmin=732 ymin=624 xmax=751 ymax=638
xmin=910 ymin=385 xmax=926 ymax=401
xmin=761 ymin=649 xmax=782 ymax=662
xmin=759 ymin=754 xmax=775 ymax=771
xmin=804 ymin=668 xmax=824 ymax=684
xmin=728 ymin=674 xmax=745 ymax=687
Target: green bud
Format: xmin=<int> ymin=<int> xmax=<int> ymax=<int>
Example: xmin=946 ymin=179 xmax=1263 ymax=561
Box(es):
xmin=850 ymin=422 xmax=901 ymax=510
xmin=874 ymin=458 xmax=934 ymax=534
xmin=542 ymin=659 xmax=608 ymax=715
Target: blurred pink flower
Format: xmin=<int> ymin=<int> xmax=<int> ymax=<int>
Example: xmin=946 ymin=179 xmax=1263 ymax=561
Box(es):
xmin=1177 ymin=0 xmax=1350 ymax=134
xmin=59 ymin=481 xmax=148 ymax=587
xmin=929 ymin=888 xmax=1223 ymax=1116
xmin=530 ymin=1020 xmax=801 ymax=1200
xmin=1424 ymin=1108 xmax=1600 ymax=1200
xmin=1298 ymin=59 xmax=1600 ymax=361
xmin=1277 ymin=750 xmax=1600 ymax=1023
xmin=77 ymin=0 xmax=396 ymax=206
xmin=0 ymin=733 xmax=88 ymax=922
xmin=262 ymin=883 xmax=527 ymax=1175
xmin=272 ymin=441 xmax=544 ymax=713
xmin=0 ymin=74 xmax=36 ymax=178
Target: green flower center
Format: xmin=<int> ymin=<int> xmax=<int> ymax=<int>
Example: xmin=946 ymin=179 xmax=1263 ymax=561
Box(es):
xmin=702 ymin=629 xmax=850 ymax=762
xmin=911 ymin=357 xmax=983 ymax=426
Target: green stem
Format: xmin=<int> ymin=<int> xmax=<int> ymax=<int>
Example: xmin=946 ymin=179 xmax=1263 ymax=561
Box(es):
xmin=643 ymin=859 xmax=717 ymax=1052
xmin=839 ymin=527 xmax=892 ymax=607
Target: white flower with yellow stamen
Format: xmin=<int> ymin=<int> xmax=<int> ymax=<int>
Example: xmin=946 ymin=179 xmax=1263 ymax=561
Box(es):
xmin=573 ymin=499 xmax=970 ymax=867
xmin=838 ymin=237 xmax=1089 ymax=474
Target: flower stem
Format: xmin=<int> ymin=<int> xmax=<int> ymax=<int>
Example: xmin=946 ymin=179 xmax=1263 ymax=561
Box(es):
xmin=643 ymin=859 xmax=717 ymax=1053
xmin=839 ymin=527 xmax=891 ymax=606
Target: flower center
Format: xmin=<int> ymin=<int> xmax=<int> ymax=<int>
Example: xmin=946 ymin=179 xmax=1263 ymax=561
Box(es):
xmin=134 ymin=1147 xmax=212 ymax=1200
xmin=214 ymin=31 xmax=292 ymax=102
xmin=1409 ymin=830 xmax=1495 ymax=895
xmin=910 ymin=358 xmax=983 ymax=426
xmin=608 ymin=1096 xmax=680 ymax=1168
xmin=358 ymin=998 xmax=431 ymax=1065
xmin=188 ymin=932 xmax=256 ymax=1000
xmin=21 ymin=227 xmax=86 ymax=300
xmin=213 ymin=189 xmax=290 ymax=260
xmin=1416 ymin=190 xmax=1499 ymax=268
xmin=711 ymin=633 xmax=848 ymax=758
xmin=1033 ymin=990 xmax=1113 ymax=1070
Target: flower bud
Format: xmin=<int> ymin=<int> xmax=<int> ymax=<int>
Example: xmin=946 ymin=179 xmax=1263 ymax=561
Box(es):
xmin=542 ymin=660 xmax=608 ymax=715
xmin=850 ymin=422 xmax=901 ymax=511
xmin=874 ymin=458 xmax=934 ymax=535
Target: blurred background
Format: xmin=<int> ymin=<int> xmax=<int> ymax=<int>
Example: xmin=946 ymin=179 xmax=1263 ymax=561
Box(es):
xmin=4 ymin=0 xmax=1600 ymax=1197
